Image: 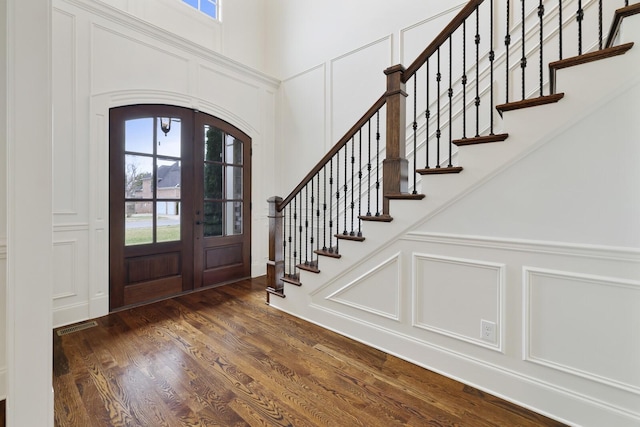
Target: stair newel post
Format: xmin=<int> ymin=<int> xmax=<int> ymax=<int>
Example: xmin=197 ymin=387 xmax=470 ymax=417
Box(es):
xmin=266 ymin=196 xmax=285 ymax=300
xmin=383 ymin=64 xmax=409 ymax=215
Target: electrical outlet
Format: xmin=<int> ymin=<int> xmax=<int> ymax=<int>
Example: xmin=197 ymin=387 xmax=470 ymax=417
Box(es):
xmin=481 ymin=320 xmax=496 ymax=343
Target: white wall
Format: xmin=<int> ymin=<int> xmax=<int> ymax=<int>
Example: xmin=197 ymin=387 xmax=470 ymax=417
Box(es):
xmin=51 ymin=0 xmax=279 ymax=327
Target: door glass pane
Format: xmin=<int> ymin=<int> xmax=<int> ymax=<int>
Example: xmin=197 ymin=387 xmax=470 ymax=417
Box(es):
xmin=225 ymin=201 xmax=242 ymax=235
xmin=125 ymin=118 xmax=154 ymax=154
xmin=125 ymin=154 xmax=153 ymax=199
xmin=225 ymin=134 xmax=242 ymax=165
xmin=204 ymin=163 xmax=223 ymax=199
xmin=157 ymin=117 xmax=181 ymax=158
xmin=203 ymin=201 xmax=222 ymax=237
xmin=157 ymin=201 xmax=181 ymax=243
xmin=204 ymin=125 xmax=223 ymax=161
xmin=125 ymin=201 xmax=153 ymax=245
xmin=157 ymin=159 xmax=181 ymax=200
xmin=226 ymin=166 xmax=242 ymax=200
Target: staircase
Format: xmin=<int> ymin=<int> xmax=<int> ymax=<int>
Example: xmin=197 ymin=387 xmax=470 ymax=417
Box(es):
xmin=266 ymin=2 xmax=640 ymax=426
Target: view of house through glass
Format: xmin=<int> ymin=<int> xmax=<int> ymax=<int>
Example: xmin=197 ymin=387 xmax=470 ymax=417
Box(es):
xmin=124 ymin=117 xmax=182 ymax=245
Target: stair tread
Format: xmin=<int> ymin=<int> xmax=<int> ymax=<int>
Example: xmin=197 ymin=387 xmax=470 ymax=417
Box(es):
xmin=417 ymin=166 xmax=463 ymax=175
xmin=315 ymin=248 xmax=341 ymax=258
xmin=496 ymin=94 xmax=564 ymax=115
xmin=296 ymin=262 xmax=320 ymax=273
xmin=453 ymin=133 xmax=509 ymax=146
xmin=335 ymin=233 xmax=365 ymax=242
xmin=359 ymin=214 xmax=393 ymax=222
xmin=385 ymin=193 xmax=426 ymax=200
xmin=266 ymin=287 xmax=286 ymax=299
xmin=282 ymin=274 xmax=302 ymax=286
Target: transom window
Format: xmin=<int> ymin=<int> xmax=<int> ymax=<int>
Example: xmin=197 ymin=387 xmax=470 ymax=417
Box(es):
xmin=182 ymin=0 xmax=218 ymax=20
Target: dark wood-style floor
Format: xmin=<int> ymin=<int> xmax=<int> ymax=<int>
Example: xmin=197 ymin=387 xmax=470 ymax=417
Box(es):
xmin=53 ymin=277 xmax=566 ymax=426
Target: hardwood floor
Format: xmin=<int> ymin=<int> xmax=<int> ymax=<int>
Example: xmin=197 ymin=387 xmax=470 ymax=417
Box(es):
xmin=53 ymin=277 xmax=566 ymax=426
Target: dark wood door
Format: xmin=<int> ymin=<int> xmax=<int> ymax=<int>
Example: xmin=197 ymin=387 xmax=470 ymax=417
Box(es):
xmin=109 ymin=106 xmax=251 ymax=310
xmin=193 ymin=113 xmax=252 ymax=288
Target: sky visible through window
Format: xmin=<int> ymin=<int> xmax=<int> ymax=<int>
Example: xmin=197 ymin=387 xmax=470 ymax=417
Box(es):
xmin=182 ymin=0 xmax=218 ymax=20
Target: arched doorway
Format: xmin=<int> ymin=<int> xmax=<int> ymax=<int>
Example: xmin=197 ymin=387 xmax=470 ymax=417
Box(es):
xmin=109 ymin=105 xmax=251 ymax=310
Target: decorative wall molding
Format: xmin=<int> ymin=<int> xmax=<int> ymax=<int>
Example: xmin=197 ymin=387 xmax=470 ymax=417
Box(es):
xmin=412 ymin=252 xmax=504 ymax=351
xmin=58 ymin=0 xmax=279 ymax=88
xmin=326 ymin=252 xmax=402 ymax=321
xmin=523 ymin=267 xmax=640 ymax=395
xmin=53 ymin=239 xmax=78 ymax=300
xmin=404 ymin=232 xmax=640 ymax=262
xmin=53 ymin=7 xmax=79 ymax=216
xmin=0 ymin=239 xmax=6 ymax=259
xmin=53 ymin=223 xmax=90 ymax=232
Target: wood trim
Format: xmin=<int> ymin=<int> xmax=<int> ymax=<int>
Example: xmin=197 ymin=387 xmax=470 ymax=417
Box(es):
xmin=335 ymin=234 xmax=366 ymax=242
xmin=403 ymin=0 xmax=485 ymax=80
xmin=297 ymin=262 xmax=320 ymax=273
xmin=417 ymin=166 xmax=463 ymax=175
xmin=385 ymin=193 xmax=426 ymax=200
xmin=359 ymin=214 xmax=393 ymax=222
xmin=495 ymin=94 xmax=564 ymax=115
xmin=315 ymin=248 xmax=342 ymax=258
xmin=453 ymin=133 xmax=509 ymax=146
xmin=606 ymin=3 xmax=640 ymax=48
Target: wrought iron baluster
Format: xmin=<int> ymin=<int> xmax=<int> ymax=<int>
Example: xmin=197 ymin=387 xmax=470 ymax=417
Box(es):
xmin=293 ymin=194 xmax=302 ymax=268
xmin=475 ymin=5 xmax=480 ymax=137
xmin=462 ymin=20 xmax=467 ymax=139
xmin=310 ymin=176 xmax=315 ymax=266
xmin=577 ymin=0 xmax=584 ymax=55
xmin=336 ymin=149 xmax=341 ymax=246
xmin=598 ymin=0 xmax=603 ymax=50
xmin=329 ymin=158 xmax=335 ymax=253
xmin=357 ymin=130 xmax=363 ymax=236
xmin=436 ymin=47 xmax=442 ymax=167
xmin=425 ymin=58 xmax=431 ymax=169
xmin=506 ymin=0 xmax=511 ymax=103
xmin=316 ymin=174 xmax=321 ymax=254
xmin=304 ymin=184 xmax=309 ymax=265
xmin=538 ymin=0 xmax=545 ymax=97
xmin=490 ymin=0 xmax=495 ymax=134
xmin=283 ymin=203 xmax=287 ymax=276
xmin=413 ymin=75 xmax=418 ymax=191
xmin=521 ymin=0 xmax=527 ymax=100
xmin=366 ymin=120 xmax=372 ymax=216
xmin=322 ymin=166 xmax=327 ymax=251
xmin=350 ymin=136 xmax=356 ymax=235
xmin=559 ymin=0 xmax=563 ymax=60
xmin=344 ymin=142 xmax=349 ymax=235
xmin=375 ymin=111 xmax=381 ymax=216
xmin=448 ymin=35 xmax=454 ymax=167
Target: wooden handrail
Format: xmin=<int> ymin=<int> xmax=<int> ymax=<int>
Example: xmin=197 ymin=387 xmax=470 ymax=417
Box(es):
xmin=277 ymin=95 xmax=387 ymax=211
xmin=403 ymin=0 xmax=485 ymax=82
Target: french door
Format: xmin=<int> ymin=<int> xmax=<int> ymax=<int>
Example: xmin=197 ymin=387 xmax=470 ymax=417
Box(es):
xmin=109 ymin=105 xmax=251 ymax=310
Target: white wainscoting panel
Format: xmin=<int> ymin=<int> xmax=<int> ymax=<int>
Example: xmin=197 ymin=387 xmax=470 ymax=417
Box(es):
xmin=326 ymin=253 xmax=401 ymax=321
xmin=413 ymin=253 xmax=504 ymax=351
xmin=53 ymin=8 xmax=78 ymax=215
xmin=524 ymin=267 xmax=640 ymax=394
xmin=53 ymin=225 xmax=90 ymax=327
